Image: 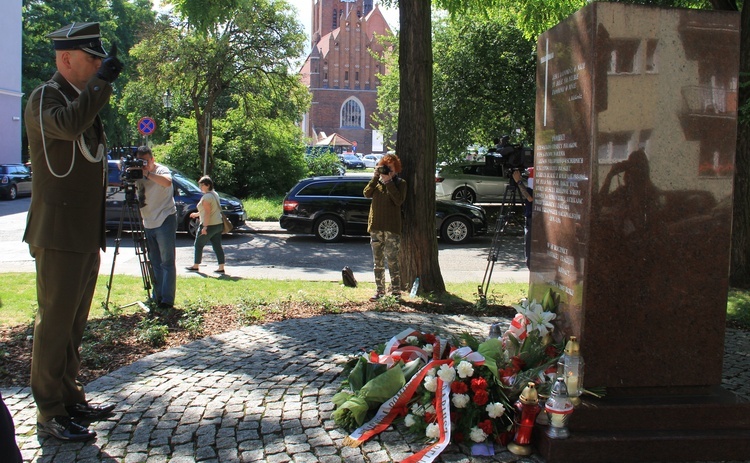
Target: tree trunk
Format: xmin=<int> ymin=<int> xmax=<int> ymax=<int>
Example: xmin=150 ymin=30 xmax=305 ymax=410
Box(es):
xmin=396 ymin=0 xmax=446 ymax=295
xmin=731 ymin=3 xmax=750 ymax=288
xmin=194 ymin=106 xmax=214 ymax=176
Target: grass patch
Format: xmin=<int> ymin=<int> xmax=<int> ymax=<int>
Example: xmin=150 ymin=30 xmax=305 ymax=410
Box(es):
xmin=2 ymin=273 xmax=748 ymax=331
xmin=242 ymin=195 xmax=284 ymax=221
xmin=727 ymin=289 xmax=750 ymax=328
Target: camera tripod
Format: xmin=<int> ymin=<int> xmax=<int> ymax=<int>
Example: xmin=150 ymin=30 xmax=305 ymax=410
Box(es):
xmin=104 ymin=182 xmax=155 ymax=312
xmin=478 ymin=180 xmax=525 ymax=300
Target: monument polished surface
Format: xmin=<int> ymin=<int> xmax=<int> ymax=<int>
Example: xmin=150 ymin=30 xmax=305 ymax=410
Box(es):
xmin=528 ymin=3 xmax=749 ymax=462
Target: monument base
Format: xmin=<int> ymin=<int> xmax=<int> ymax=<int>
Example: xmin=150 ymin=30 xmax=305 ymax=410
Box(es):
xmin=534 ymin=387 xmax=750 ymax=463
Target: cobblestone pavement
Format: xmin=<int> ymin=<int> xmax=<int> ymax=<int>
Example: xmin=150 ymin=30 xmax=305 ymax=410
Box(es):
xmin=3 ymin=312 xmax=750 ymax=463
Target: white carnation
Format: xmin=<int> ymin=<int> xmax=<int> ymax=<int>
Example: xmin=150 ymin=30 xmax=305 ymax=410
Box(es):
xmin=424 ymin=404 xmax=435 ymax=415
xmin=437 ymin=364 xmax=456 ymax=383
xmin=406 ymin=335 xmax=419 ymax=345
xmin=451 ymin=393 xmax=470 ymax=408
xmin=456 ymin=360 xmax=475 ymax=379
xmin=424 ymin=375 xmax=438 ymax=392
xmin=411 ymin=403 xmax=425 ymax=416
xmin=486 ymin=402 xmax=506 ymax=418
xmin=404 ymin=414 xmax=416 ymax=427
xmin=425 ymin=423 xmax=440 ymax=439
xmin=469 ymin=426 xmax=488 ymax=443
xmin=422 ymin=344 xmax=434 ymax=354
xmin=426 ymin=367 xmax=437 ymax=377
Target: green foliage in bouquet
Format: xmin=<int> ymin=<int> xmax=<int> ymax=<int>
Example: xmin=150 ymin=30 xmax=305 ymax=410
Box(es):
xmin=332 ymin=355 xmax=423 ymax=430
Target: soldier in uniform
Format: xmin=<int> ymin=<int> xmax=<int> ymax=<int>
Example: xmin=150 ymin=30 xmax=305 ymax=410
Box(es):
xmin=23 ymin=22 xmax=123 ymax=442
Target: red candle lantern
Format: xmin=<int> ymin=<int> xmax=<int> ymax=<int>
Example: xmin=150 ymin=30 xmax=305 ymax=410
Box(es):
xmin=507 ymin=382 xmax=541 ymax=455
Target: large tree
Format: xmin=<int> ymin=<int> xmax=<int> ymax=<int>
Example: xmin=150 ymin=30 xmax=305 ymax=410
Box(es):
xmin=126 ymin=0 xmax=306 ymax=175
xmin=396 ymin=0 xmax=443 ymax=294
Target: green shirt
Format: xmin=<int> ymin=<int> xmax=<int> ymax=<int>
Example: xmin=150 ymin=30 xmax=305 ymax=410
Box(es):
xmin=364 ymin=176 xmax=407 ymax=234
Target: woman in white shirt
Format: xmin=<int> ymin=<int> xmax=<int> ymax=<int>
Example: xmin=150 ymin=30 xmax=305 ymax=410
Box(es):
xmin=185 ymin=176 xmax=226 ymax=273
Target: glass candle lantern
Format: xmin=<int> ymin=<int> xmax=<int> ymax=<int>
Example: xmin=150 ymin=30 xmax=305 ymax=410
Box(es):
xmin=507 ymin=382 xmax=541 ymax=455
xmin=557 ymin=336 xmax=585 ymax=405
xmin=545 ymin=377 xmax=574 ymax=438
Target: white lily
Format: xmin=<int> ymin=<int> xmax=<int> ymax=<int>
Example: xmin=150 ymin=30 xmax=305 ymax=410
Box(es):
xmin=518 ymin=300 xmax=556 ymax=337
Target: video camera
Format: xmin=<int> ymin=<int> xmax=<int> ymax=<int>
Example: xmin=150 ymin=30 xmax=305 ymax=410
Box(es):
xmin=120 ymin=154 xmax=146 ymax=182
xmin=486 ymin=143 xmax=533 ymax=179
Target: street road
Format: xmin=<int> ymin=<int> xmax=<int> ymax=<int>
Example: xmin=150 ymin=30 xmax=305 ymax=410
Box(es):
xmin=0 ymin=197 xmax=529 ymax=284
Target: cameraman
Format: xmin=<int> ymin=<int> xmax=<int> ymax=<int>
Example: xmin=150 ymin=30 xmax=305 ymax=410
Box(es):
xmin=512 ymin=168 xmax=533 ymax=268
xmin=134 ymin=146 xmax=177 ymax=309
xmin=364 ymin=154 xmax=407 ymax=301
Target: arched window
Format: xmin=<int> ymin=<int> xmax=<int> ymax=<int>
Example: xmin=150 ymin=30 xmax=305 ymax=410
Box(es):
xmin=332 ymin=10 xmax=337 ymax=28
xmin=341 ymin=98 xmax=364 ymax=128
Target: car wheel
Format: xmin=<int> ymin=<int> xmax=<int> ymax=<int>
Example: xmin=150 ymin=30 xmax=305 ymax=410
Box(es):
xmin=452 ymin=187 xmax=476 ymax=204
xmin=8 ymin=184 xmax=17 ymax=200
xmin=314 ymin=215 xmax=343 ymax=242
xmin=186 ymin=216 xmax=200 ymax=238
xmin=441 ymin=216 xmax=471 ymax=244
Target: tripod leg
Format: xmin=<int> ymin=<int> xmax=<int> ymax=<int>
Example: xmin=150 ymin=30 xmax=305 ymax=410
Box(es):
xmin=104 ymin=201 xmax=129 ymax=311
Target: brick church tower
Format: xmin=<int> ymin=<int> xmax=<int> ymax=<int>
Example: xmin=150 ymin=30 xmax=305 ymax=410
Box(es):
xmin=299 ymin=0 xmax=392 ymax=154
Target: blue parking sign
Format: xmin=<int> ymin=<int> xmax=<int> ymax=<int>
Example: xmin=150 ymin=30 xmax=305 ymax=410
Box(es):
xmin=138 ymin=117 xmax=156 ymax=136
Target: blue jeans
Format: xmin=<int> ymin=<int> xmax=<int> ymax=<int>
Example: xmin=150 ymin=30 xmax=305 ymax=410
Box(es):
xmin=194 ymin=223 xmax=225 ymax=265
xmin=145 ymin=214 xmax=177 ymax=306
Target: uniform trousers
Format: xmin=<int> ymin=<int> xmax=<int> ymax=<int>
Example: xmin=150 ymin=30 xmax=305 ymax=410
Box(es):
xmin=29 ymin=245 xmax=100 ymax=422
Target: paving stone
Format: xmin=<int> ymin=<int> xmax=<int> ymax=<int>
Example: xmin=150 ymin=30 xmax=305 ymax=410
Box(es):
xmin=5 ymin=314 xmax=748 ymax=463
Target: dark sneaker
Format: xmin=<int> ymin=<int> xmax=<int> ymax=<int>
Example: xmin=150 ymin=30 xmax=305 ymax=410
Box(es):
xmin=65 ymin=402 xmax=116 ymax=421
xmin=369 ymin=292 xmax=384 ymax=302
xmin=37 ymin=416 xmax=96 ymax=442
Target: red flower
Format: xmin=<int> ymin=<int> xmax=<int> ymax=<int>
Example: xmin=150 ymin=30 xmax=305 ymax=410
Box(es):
xmin=545 ymin=345 xmax=558 ymax=358
xmin=470 ymin=377 xmax=488 ymax=392
xmin=472 ymin=389 xmax=489 ymax=406
xmin=511 ymin=356 xmax=525 ymax=370
xmin=369 ymin=351 xmax=379 ymax=363
xmin=391 ymin=354 xmax=402 ymax=363
xmin=423 ymin=333 xmax=437 ymax=344
xmin=450 ymin=381 xmax=469 ymax=394
xmin=478 ymin=419 xmax=493 ymax=435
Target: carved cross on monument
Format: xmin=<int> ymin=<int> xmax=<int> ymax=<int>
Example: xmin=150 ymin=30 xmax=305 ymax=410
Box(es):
xmin=540 ymin=38 xmax=555 ymax=127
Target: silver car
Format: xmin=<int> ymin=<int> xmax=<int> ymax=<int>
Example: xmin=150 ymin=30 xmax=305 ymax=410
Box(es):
xmin=435 ymin=162 xmax=514 ymax=203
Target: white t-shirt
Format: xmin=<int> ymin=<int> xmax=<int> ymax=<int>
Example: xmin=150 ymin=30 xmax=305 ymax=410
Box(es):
xmin=136 ymin=164 xmax=176 ymax=229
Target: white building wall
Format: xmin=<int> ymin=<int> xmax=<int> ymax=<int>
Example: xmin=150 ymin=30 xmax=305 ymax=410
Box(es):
xmin=0 ymin=0 xmax=22 ymax=164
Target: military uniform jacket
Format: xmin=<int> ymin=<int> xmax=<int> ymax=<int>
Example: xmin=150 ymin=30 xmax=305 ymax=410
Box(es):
xmin=23 ymin=72 xmax=112 ymax=253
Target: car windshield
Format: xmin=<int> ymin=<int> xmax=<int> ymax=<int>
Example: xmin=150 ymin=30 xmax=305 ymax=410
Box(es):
xmin=171 ymin=170 xmax=202 ymax=194
xmin=343 ymin=155 xmax=359 ymax=161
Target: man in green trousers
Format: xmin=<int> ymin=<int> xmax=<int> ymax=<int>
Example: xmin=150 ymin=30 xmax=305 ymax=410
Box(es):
xmin=23 ymin=22 xmax=123 ymax=442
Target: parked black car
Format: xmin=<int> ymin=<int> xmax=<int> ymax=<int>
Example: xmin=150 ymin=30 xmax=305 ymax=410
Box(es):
xmin=280 ymin=175 xmax=487 ymax=243
xmin=106 ymin=160 xmax=246 ymax=237
xmin=0 ymin=164 xmax=32 ymax=200
xmin=339 ymin=154 xmax=366 ymax=169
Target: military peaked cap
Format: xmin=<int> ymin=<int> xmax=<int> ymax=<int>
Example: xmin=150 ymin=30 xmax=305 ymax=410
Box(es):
xmin=47 ymin=22 xmax=107 ymax=58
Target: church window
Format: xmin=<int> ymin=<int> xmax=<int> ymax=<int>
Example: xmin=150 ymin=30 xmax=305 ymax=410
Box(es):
xmin=355 ymin=71 xmax=359 ymax=81
xmin=341 ymin=98 xmax=364 ymax=128
xmin=333 ymin=10 xmax=337 ymax=28
xmin=345 ymin=71 xmax=349 ymax=81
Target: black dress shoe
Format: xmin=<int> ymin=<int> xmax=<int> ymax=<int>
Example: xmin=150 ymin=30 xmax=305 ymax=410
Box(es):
xmin=65 ymin=402 xmax=116 ymax=421
xmin=37 ymin=416 xmax=96 ymax=442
